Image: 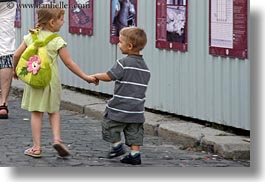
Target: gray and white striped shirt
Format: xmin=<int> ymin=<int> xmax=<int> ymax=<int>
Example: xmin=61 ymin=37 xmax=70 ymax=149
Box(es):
xmin=105 ymin=55 xmax=151 ymax=123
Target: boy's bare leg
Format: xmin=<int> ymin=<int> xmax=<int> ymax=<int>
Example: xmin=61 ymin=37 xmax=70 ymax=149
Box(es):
xmin=121 ymin=145 xmax=142 ymax=165
xmin=131 ymin=145 xmax=140 ymax=151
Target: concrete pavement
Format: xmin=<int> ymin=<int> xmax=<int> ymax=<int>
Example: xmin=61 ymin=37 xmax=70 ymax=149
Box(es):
xmin=11 ymin=79 xmax=250 ymax=160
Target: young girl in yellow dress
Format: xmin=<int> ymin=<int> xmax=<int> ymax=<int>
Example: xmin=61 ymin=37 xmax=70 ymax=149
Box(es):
xmin=13 ymin=2 xmax=98 ymax=158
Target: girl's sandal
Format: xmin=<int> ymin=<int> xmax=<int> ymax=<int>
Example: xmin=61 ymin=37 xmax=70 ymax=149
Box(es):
xmin=0 ymin=103 xmax=8 ymax=119
xmin=53 ymin=138 xmax=70 ymax=157
xmin=24 ymin=147 xmax=42 ymax=158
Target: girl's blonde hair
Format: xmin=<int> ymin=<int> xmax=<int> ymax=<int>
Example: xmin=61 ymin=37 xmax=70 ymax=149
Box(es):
xmin=31 ymin=2 xmax=65 ymax=31
xmin=120 ymin=27 xmax=147 ymax=51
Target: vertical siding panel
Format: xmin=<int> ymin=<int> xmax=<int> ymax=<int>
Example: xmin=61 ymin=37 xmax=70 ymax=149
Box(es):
xmin=190 ymin=0 xmax=198 ymax=118
xmin=213 ymin=57 xmax=222 ymax=122
xmin=189 ymin=0 xmax=196 ymax=117
xmin=197 ymin=1 xmax=208 ymax=120
xmin=239 ymin=61 xmax=250 ymax=129
xmin=206 ymin=54 xmax=214 ymax=122
xmin=222 ymin=58 xmax=232 ymax=125
xmin=231 ymin=60 xmax=240 ymax=126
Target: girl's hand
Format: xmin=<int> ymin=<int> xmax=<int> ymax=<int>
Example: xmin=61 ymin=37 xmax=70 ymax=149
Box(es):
xmin=13 ymin=70 xmax=19 ymax=80
xmin=86 ymin=75 xmax=99 ymax=85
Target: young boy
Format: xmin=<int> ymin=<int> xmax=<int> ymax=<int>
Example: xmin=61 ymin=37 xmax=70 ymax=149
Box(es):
xmin=92 ymin=27 xmax=151 ymax=165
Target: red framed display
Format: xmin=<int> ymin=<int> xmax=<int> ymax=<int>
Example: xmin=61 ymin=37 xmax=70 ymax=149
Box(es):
xmin=110 ymin=0 xmax=138 ymax=44
xmin=156 ymin=0 xmax=188 ymax=52
xmin=69 ymin=0 xmax=93 ymax=36
xmin=209 ymin=0 xmax=248 ymax=59
xmin=14 ymin=0 xmax=21 ymax=28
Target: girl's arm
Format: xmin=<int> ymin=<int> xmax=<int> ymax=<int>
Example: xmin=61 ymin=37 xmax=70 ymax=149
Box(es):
xmin=13 ymin=41 xmax=27 ymax=79
xmin=91 ymin=73 xmax=112 ymax=82
xmin=58 ymin=47 xmax=97 ymax=84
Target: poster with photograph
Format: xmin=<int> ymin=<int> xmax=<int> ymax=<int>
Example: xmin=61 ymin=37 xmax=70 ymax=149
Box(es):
xmin=14 ymin=0 xmax=21 ymax=28
xmin=69 ymin=0 xmax=93 ymax=35
xmin=110 ymin=0 xmax=138 ymax=44
xmin=156 ymin=0 xmax=188 ymax=51
xmin=34 ymin=0 xmax=55 ymax=26
xmin=209 ymin=0 xmax=248 ymax=59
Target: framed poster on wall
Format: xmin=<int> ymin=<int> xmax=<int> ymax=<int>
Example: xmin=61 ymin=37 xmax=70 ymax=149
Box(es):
xmin=110 ymin=0 xmax=138 ymax=44
xmin=69 ymin=0 xmax=93 ymax=35
xmin=209 ymin=0 xmax=248 ymax=59
xmin=156 ymin=0 xmax=188 ymax=52
xmin=15 ymin=0 xmax=21 ymax=28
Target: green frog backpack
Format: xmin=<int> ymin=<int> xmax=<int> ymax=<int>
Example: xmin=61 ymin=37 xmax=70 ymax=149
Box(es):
xmin=16 ymin=29 xmax=60 ymax=88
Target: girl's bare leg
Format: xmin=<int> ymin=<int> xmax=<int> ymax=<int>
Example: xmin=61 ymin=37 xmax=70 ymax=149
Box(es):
xmin=48 ymin=111 xmax=61 ymax=142
xmin=31 ymin=111 xmax=44 ymax=150
xmin=49 ymin=111 xmax=70 ymax=157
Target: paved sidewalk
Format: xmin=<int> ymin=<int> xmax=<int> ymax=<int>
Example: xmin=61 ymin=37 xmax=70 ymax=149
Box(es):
xmin=11 ymin=80 xmax=250 ymax=160
xmin=1 ymin=94 xmax=250 ymax=167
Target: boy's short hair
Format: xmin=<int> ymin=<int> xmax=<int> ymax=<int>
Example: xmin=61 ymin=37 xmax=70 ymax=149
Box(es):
xmin=119 ymin=27 xmax=147 ymax=51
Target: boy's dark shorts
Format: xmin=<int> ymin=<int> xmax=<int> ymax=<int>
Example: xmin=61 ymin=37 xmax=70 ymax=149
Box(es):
xmin=0 ymin=54 xmax=13 ymax=69
xmin=102 ymin=119 xmax=144 ymax=146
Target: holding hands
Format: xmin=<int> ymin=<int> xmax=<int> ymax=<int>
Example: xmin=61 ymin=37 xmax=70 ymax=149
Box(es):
xmin=86 ymin=75 xmax=99 ymax=85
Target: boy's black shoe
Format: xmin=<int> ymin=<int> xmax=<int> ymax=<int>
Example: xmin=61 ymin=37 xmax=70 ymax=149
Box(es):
xmin=120 ymin=153 xmax=141 ymax=165
xmin=108 ymin=144 xmax=125 ymax=158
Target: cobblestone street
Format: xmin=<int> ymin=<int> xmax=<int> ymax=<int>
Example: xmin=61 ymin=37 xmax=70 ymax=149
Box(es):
xmin=0 ymin=94 xmax=250 ymax=167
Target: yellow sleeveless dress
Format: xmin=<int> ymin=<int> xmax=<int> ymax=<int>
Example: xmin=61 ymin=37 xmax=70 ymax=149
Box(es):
xmin=21 ymin=30 xmax=67 ymax=113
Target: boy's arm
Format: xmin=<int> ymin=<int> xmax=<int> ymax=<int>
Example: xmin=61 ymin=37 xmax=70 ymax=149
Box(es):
xmin=92 ymin=73 xmax=112 ymax=82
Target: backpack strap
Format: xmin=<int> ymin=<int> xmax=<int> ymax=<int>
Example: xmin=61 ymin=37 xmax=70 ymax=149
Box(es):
xmin=30 ymin=28 xmax=60 ymax=46
xmin=43 ymin=34 xmax=60 ymax=45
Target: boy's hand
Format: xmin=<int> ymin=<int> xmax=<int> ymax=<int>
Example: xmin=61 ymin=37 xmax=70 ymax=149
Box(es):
xmin=86 ymin=75 xmax=99 ymax=85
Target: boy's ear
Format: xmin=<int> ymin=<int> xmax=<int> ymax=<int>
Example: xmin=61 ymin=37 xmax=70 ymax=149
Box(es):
xmin=128 ymin=42 xmax=133 ymax=50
